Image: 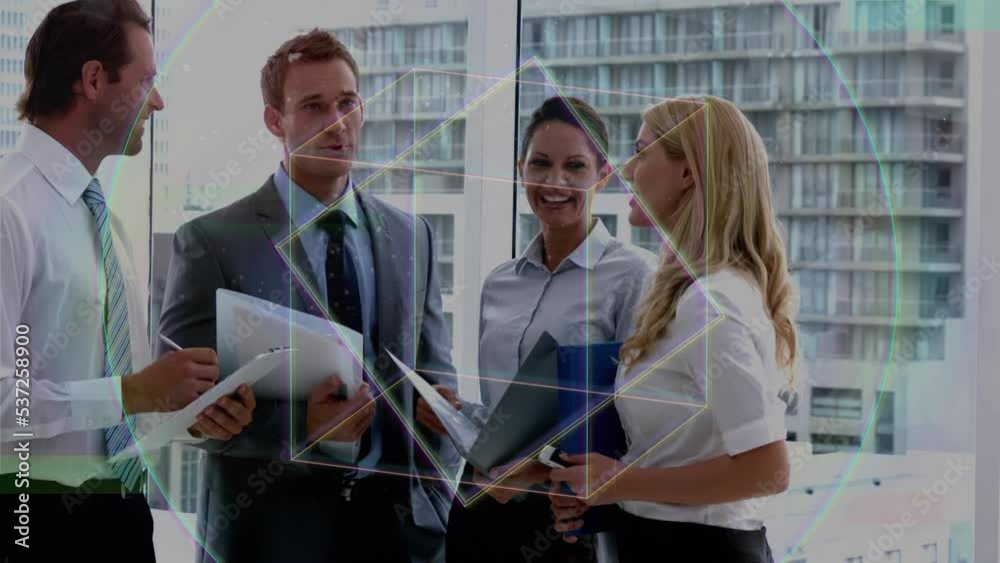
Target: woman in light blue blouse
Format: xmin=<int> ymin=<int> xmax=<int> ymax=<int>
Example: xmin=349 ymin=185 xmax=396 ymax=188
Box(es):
xmin=419 ymin=96 xmax=657 ymax=563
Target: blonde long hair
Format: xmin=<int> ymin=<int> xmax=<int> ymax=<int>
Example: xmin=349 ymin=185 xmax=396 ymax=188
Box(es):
xmin=619 ymin=96 xmax=798 ymax=383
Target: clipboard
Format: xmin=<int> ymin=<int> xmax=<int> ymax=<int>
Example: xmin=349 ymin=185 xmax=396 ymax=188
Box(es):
xmin=108 ymin=349 xmax=293 ymax=462
xmin=217 ymin=289 xmax=363 ymax=401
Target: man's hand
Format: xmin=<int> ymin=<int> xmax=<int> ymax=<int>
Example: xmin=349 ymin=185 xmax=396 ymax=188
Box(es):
xmin=549 ymin=482 xmax=589 ymax=543
xmin=416 ymin=385 xmax=460 ymax=435
xmin=306 ymin=377 xmax=375 ymax=442
xmin=122 ymin=348 xmax=219 ymax=414
xmin=474 ymin=459 xmax=550 ymax=504
xmin=188 ymin=384 xmax=257 ymax=441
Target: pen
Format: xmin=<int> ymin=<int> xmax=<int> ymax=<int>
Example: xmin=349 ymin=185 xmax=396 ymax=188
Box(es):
xmin=158 ymin=333 xmax=183 ymax=352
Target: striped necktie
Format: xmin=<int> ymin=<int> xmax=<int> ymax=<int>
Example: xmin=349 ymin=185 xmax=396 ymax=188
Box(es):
xmin=82 ymin=179 xmax=143 ymax=491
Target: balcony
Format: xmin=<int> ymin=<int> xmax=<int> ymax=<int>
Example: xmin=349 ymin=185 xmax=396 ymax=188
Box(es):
xmin=918 ymin=242 xmax=963 ymax=264
xmin=822 ymin=29 xmax=964 ymax=50
xmin=846 ymin=78 xmax=964 ymax=100
xmin=522 ymin=31 xmax=783 ymax=61
xmin=720 ymin=31 xmax=783 ymax=52
xmin=357 ymin=142 xmax=466 ymax=166
xmin=355 ymin=46 xmax=466 ymax=71
xmin=858 ymin=243 xmax=962 ymax=264
xmin=833 ymin=298 xmax=959 ymax=320
xmin=832 ymin=131 xmax=964 ymax=155
xmin=833 ymin=188 xmax=963 ymax=211
xmin=721 ymin=82 xmax=780 ymax=104
xmin=392 ymin=94 xmax=469 ymax=116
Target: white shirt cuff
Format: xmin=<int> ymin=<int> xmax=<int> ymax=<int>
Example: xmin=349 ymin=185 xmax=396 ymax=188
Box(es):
xmin=319 ymin=439 xmax=361 ymax=463
xmin=65 ymin=376 xmax=125 ymax=431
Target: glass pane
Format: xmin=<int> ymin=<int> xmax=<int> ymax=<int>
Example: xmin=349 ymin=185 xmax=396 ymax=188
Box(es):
xmin=521 ymin=2 xmax=975 ymax=561
xmin=147 ymin=0 xmax=483 ymax=539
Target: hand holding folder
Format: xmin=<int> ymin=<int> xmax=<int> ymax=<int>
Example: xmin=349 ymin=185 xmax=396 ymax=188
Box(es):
xmin=551 ymin=341 xmax=628 ymax=536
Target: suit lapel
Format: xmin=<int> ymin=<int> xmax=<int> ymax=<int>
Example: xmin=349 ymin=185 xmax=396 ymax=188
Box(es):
xmin=358 ymin=192 xmax=416 ymax=381
xmin=251 ymin=176 xmax=326 ymax=318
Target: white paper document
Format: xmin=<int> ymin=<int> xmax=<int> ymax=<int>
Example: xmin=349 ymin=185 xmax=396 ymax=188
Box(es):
xmin=217 ymin=289 xmax=363 ymax=401
xmin=108 ymin=349 xmax=293 ymax=462
xmin=386 ymin=351 xmax=479 ymax=453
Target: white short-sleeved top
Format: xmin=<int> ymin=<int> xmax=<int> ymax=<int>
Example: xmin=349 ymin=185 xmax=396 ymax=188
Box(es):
xmin=614 ymin=267 xmax=788 ymax=530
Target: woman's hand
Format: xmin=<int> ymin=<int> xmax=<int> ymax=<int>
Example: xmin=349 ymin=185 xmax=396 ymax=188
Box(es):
xmin=548 ymin=452 xmax=625 ymax=506
xmin=549 ymin=482 xmax=589 ymax=543
xmin=474 ymin=460 xmax=550 ymax=504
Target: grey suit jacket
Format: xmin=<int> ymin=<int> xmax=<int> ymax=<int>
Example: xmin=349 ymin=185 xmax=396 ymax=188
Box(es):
xmin=158 ymin=176 xmax=459 ymax=562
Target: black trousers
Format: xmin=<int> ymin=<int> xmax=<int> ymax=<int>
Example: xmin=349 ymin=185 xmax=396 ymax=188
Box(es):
xmin=0 ymin=480 xmax=155 ymax=563
xmin=198 ymin=471 xmax=415 ymax=563
xmin=615 ymin=513 xmax=774 ymax=563
xmin=446 ymin=492 xmax=595 ymax=563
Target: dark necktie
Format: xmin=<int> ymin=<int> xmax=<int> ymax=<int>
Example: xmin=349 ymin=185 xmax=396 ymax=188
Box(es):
xmin=319 ymin=209 xmax=373 ymax=461
xmin=319 ymin=209 xmax=364 ymax=335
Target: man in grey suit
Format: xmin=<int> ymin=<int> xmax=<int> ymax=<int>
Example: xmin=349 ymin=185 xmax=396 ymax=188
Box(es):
xmin=158 ymin=29 xmax=458 ymax=563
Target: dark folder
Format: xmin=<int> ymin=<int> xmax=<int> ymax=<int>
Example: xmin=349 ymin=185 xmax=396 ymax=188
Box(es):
xmin=556 ymin=341 xmax=628 ymax=535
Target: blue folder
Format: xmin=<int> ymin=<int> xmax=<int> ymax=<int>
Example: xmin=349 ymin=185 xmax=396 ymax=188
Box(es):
xmin=556 ymin=341 xmax=628 ymax=535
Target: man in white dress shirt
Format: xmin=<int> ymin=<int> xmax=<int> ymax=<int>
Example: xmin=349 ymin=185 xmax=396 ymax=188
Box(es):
xmin=0 ymin=2 xmax=253 ymax=561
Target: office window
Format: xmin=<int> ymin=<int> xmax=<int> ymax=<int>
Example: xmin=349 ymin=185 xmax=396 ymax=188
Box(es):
xmin=796 ymin=59 xmax=838 ymax=103
xmin=797 ymin=270 xmax=831 ymax=315
xmin=422 ymin=214 xmax=455 ymax=294
xmin=885 ymin=549 xmax=902 ymax=563
xmin=595 ymin=214 xmax=617 ymax=237
xmin=179 ymin=447 xmax=203 ymax=514
xmin=518 ymin=214 xmax=542 ymax=255
xmin=811 ymin=387 xmax=864 ymax=419
xmin=813 ymin=433 xmax=863 ymax=454
xmin=921 ymin=219 xmax=956 ymax=262
xmin=679 ymin=9 xmax=715 ymax=54
xmin=612 ymin=64 xmax=655 ymax=100
xmin=795 ymin=3 xmax=838 ymax=49
xmin=851 ymin=272 xmax=893 ymax=316
xmin=860 ymin=108 xmax=902 ymax=153
xmin=723 ymin=60 xmax=772 ymax=103
xmin=745 ymin=112 xmax=778 ymax=154
xmin=856 ymin=53 xmax=904 ymax=97
xmin=616 ymin=13 xmax=656 ymax=56
xmin=928 ymin=1 xmax=957 ymax=36
xmin=799 ymin=112 xmax=837 ymax=154
xmin=443 ymin=312 xmax=454 ymax=348
xmin=631 ymin=226 xmax=663 ymax=254
xmin=722 ymin=5 xmax=772 ymax=50
xmin=793 ymin=164 xmax=835 ymax=209
xmin=859 ymin=326 xmax=892 ymax=361
xmin=922 ymin=542 xmax=939 ymax=563
xmin=679 ymin=60 xmax=712 ymax=94
xmin=788 ymin=217 xmax=838 ymax=262
xmin=876 ymin=391 xmax=895 ymax=454
xmin=846 ymin=557 xmax=864 ymax=563
xmin=856 ymin=0 xmax=906 ymax=38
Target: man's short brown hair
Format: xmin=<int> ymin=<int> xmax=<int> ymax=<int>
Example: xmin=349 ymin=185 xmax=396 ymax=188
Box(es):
xmin=16 ymin=0 xmax=151 ymax=123
xmin=261 ymin=29 xmax=360 ymax=111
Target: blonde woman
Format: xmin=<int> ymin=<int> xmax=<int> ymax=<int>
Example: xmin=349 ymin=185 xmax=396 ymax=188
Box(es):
xmin=549 ymin=96 xmax=797 ymax=563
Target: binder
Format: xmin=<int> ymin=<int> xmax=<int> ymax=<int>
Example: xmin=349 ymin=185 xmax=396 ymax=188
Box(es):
xmin=556 ymin=341 xmax=628 ymax=535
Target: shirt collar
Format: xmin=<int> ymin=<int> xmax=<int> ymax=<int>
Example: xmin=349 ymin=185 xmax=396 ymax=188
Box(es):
xmin=275 ymin=163 xmax=360 ymax=229
xmin=18 ymin=124 xmax=96 ymax=205
xmin=516 ymin=218 xmax=613 ymax=275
